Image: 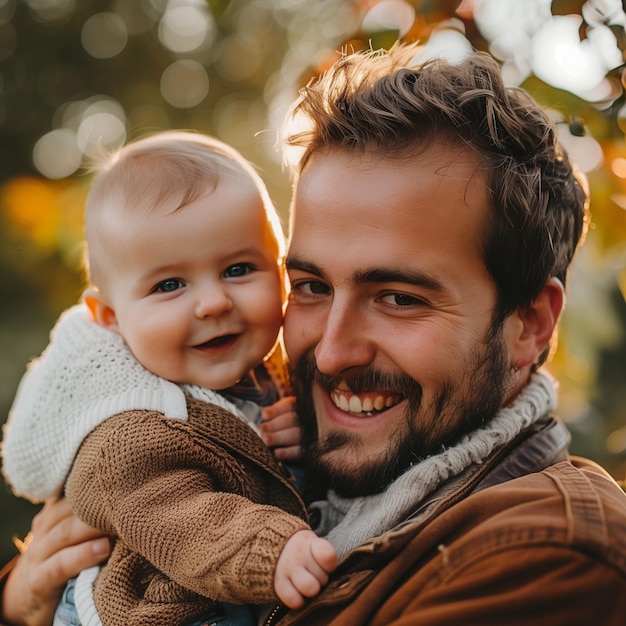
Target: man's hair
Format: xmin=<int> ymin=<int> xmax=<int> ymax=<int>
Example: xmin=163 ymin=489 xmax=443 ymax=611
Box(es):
xmin=85 ymin=130 xmax=284 ymax=286
xmin=283 ymin=44 xmax=589 ymax=338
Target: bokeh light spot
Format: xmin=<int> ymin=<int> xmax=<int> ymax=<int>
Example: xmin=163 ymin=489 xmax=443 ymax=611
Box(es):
xmin=3 ymin=176 xmax=59 ymax=250
xmin=557 ymin=126 xmax=604 ymax=173
xmin=77 ymin=111 xmax=126 ymax=159
xmin=24 ymin=0 xmax=75 ymax=23
xmin=414 ymin=19 xmax=474 ymax=65
xmin=530 ymin=15 xmax=620 ymax=97
xmin=362 ymin=0 xmax=415 ymax=37
xmin=32 ymin=128 xmax=82 ymax=179
xmin=610 ymin=157 xmax=626 ymax=178
xmin=81 ymin=12 xmax=128 ymax=59
xmin=607 ymin=425 xmax=626 ymax=454
xmin=160 ymin=60 xmax=209 ymax=108
xmin=617 ymin=104 xmax=626 ymax=134
xmin=158 ymin=5 xmax=214 ymax=54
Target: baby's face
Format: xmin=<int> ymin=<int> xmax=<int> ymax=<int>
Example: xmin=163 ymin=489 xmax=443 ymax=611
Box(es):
xmin=102 ymin=178 xmax=284 ymax=389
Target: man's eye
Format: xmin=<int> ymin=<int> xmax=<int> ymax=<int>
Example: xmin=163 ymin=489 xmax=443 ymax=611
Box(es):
xmin=224 ymin=263 xmax=252 ymax=278
xmin=381 ymin=293 xmax=424 ymax=306
xmin=155 ymin=279 xmax=184 ymax=293
xmin=294 ymin=280 xmax=330 ymax=296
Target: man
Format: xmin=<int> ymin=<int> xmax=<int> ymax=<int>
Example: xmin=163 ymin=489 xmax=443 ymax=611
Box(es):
xmin=3 ymin=44 xmax=626 ymax=625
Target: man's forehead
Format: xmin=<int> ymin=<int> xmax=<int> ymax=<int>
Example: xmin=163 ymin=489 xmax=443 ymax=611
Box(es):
xmin=296 ymin=141 xmax=480 ymax=176
xmin=289 ymin=144 xmax=486 ymax=220
xmin=286 ymin=143 xmax=491 ymax=287
xmin=293 ymin=144 xmax=482 ymax=203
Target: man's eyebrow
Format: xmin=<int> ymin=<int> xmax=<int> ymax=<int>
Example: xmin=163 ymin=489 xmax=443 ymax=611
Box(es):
xmin=286 ymin=258 xmax=444 ymax=292
xmin=285 ymin=257 xmax=324 ymax=277
xmin=354 ymin=268 xmax=444 ymax=291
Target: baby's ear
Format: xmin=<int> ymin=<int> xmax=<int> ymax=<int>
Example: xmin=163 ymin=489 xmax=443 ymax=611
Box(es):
xmin=82 ymin=287 xmax=119 ymax=332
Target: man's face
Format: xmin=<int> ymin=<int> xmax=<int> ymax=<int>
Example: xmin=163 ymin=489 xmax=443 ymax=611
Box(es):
xmin=284 ymin=146 xmax=517 ymax=497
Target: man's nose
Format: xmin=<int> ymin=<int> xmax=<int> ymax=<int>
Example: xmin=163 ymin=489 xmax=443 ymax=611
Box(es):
xmin=195 ymin=284 xmax=233 ymax=319
xmin=314 ymin=299 xmax=375 ymax=376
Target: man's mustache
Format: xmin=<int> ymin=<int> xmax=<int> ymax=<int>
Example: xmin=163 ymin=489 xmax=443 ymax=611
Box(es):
xmin=292 ymin=355 xmax=423 ymax=409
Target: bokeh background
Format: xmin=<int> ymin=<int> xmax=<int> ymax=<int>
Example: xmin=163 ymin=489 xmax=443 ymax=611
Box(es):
xmin=1 ymin=0 xmax=625 ymax=566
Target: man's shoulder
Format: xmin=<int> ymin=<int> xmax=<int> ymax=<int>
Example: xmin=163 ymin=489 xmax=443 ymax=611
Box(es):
xmin=307 ymin=460 xmax=626 ymax=626
xmin=386 ymin=457 xmax=626 ymax=592
xmin=505 ymin=456 xmax=626 ymax=530
xmin=459 ymin=457 xmax=626 ymax=573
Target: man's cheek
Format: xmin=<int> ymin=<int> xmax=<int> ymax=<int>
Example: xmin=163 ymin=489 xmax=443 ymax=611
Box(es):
xmin=283 ymin=309 xmax=307 ymax=362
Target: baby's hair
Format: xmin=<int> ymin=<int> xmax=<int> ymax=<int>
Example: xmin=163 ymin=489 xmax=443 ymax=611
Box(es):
xmin=84 ymin=131 xmax=285 ymax=286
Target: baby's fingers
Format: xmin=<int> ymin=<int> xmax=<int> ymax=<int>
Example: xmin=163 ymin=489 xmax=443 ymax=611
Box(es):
xmin=311 ymin=538 xmax=338 ymax=575
xmin=261 ymin=396 xmax=296 ymax=423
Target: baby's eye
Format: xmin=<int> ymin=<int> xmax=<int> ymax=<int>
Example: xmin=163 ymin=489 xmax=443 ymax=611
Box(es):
xmin=224 ymin=263 xmax=253 ymax=278
xmin=155 ymin=278 xmax=184 ymax=293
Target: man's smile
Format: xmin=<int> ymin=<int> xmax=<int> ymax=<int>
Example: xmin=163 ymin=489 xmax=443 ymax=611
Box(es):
xmin=330 ymin=388 xmax=404 ymax=416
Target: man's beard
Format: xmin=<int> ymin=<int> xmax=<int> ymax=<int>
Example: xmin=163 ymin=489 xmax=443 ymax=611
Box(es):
xmin=292 ymin=324 xmax=511 ymax=498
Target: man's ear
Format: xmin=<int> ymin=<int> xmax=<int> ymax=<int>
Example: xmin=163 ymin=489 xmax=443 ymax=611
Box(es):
xmin=504 ymin=278 xmax=564 ymax=369
xmin=83 ymin=287 xmax=120 ymax=333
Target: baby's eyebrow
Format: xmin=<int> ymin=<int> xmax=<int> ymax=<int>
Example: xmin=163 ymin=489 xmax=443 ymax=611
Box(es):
xmin=137 ymin=264 xmax=180 ymax=284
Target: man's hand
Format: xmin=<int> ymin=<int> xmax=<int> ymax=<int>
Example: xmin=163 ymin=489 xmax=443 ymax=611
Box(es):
xmin=2 ymin=498 xmax=110 ymax=626
xmin=258 ymin=396 xmax=301 ymax=461
xmin=274 ymin=530 xmax=338 ymax=609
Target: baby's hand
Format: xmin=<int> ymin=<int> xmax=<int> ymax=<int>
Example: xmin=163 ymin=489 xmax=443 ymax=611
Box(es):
xmin=258 ymin=396 xmax=301 ymax=461
xmin=274 ymin=530 xmax=338 ymax=609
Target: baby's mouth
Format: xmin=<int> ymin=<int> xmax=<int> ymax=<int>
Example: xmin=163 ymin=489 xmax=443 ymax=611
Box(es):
xmin=330 ymin=389 xmax=403 ymax=417
xmin=195 ymin=334 xmax=238 ymax=349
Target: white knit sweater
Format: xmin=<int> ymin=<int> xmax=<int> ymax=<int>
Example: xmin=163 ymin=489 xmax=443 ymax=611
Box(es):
xmin=1 ymin=303 xmax=242 ymax=502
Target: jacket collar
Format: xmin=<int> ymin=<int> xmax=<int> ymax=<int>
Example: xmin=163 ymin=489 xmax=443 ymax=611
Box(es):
xmin=340 ymin=416 xmax=571 ymax=565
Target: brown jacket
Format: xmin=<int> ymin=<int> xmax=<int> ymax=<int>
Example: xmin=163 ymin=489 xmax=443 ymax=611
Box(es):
xmin=265 ymin=418 xmax=626 ymax=626
xmin=66 ymin=397 xmax=309 ymax=626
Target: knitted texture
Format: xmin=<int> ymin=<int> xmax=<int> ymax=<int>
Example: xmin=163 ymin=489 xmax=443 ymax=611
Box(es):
xmin=322 ymin=373 xmax=557 ymax=559
xmin=1 ymin=304 xmax=240 ymax=501
xmin=72 ymin=567 xmax=100 ymax=626
xmin=66 ymin=399 xmax=308 ymax=625
xmin=2 ymin=303 xmax=307 ymax=625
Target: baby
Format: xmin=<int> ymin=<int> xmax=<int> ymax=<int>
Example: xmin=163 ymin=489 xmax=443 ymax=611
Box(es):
xmin=2 ymin=131 xmax=337 ymax=626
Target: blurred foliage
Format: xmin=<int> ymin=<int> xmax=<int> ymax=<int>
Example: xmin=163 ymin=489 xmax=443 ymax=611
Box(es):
xmin=0 ymin=0 xmax=625 ymax=567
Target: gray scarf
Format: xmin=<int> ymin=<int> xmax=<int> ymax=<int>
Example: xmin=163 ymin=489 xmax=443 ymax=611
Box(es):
xmin=310 ymin=373 xmax=557 ymax=560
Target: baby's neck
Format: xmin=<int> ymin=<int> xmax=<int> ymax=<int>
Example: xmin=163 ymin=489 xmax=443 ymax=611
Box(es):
xmin=233 ymin=368 xmax=260 ymax=390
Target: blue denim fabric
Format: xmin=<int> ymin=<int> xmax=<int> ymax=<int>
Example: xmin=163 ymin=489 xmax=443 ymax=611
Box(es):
xmin=183 ymin=603 xmax=259 ymax=626
xmin=52 ymin=578 xmax=80 ymax=626
xmin=52 ymin=580 xmax=258 ymax=626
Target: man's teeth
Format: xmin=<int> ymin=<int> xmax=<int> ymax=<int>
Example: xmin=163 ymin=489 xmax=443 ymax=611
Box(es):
xmin=331 ymin=391 xmax=398 ymax=415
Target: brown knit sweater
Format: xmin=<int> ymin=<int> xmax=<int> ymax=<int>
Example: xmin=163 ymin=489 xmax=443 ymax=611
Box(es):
xmin=65 ymin=397 xmax=309 ymax=625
